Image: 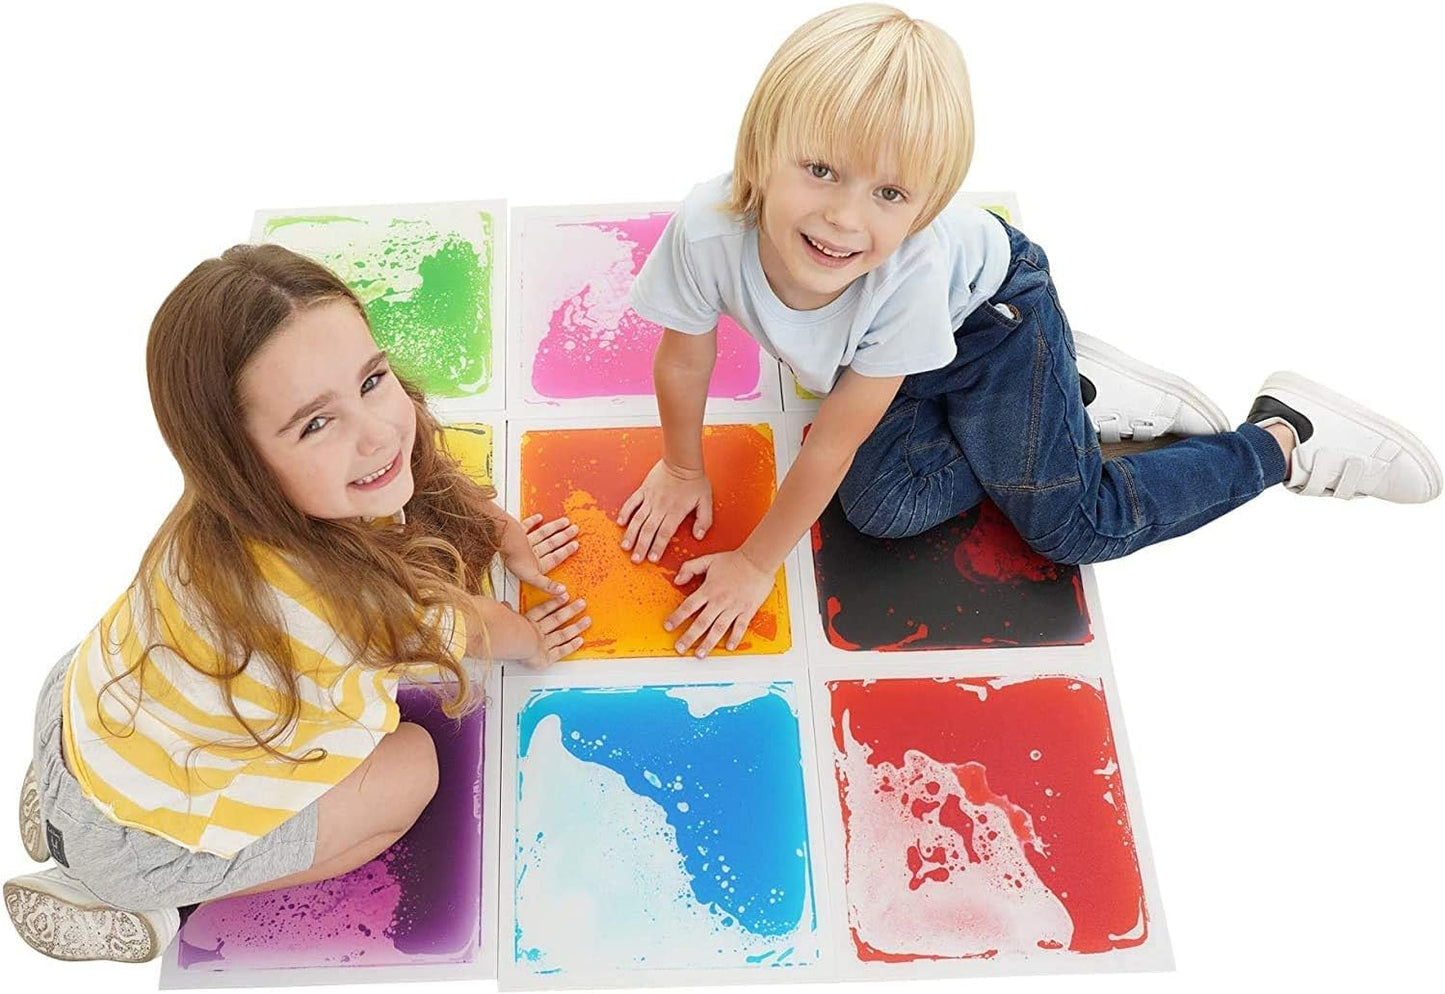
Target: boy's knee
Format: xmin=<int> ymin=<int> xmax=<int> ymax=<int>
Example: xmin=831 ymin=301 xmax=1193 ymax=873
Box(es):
xmin=1016 ymin=507 xmax=1129 ymax=565
xmin=842 ymin=495 xmax=917 ymax=540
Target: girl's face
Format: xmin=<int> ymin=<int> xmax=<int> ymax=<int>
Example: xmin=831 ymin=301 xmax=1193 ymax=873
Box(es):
xmin=756 ymin=153 xmax=930 ymax=311
xmin=241 ymin=300 xmax=417 ymax=521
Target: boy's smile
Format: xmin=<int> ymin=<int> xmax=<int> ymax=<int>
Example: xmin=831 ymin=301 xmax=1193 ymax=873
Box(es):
xmin=756 ymin=156 xmax=930 ymax=310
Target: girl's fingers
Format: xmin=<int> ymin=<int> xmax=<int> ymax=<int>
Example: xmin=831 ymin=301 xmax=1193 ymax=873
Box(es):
xmin=550 ymin=634 xmax=586 ymax=662
xmin=537 ymin=598 xmax=587 ymax=633
xmin=533 ymin=517 xmax=571 ymax=543
xmin=551 ymin=616 xmax=592 ymax=643
xmin=536 ymin=524 xmax=579 ymax=555
xmin=539 ymin=541 xmax=579 ymax=572
xmin=524 ymin=597 xmax=559 ymax=622
xmin=522 ymin=513 xmax=544 ymax=530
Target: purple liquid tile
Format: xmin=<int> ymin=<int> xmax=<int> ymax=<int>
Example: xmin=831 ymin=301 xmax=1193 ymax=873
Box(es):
xmin=175 ymin=684 xmax=486 ymax=973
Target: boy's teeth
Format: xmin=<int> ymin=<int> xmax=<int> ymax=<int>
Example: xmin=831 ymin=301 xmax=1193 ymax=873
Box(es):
xmin=805 ymin=234 xmax=854 ymax=259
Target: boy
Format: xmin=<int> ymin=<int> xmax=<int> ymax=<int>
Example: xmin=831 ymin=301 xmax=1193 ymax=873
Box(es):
xmin=620 ymin=3 xmax=1440 ymax=659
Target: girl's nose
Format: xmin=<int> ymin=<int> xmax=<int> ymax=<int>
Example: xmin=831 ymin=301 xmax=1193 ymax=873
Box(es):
xmin=357 ymin=414 xmax=396 ymax=455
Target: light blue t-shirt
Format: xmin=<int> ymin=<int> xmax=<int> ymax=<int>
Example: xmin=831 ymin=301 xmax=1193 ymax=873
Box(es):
xmin=629 ymin=173 xmax=1012 ymax=395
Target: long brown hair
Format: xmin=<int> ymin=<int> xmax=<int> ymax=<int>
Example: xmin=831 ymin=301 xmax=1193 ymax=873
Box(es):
xmin=103 ymin=243 xmax=500 ymax=764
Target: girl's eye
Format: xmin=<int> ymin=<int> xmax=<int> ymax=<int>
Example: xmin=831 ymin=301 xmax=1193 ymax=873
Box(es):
xmin=807 ymin=162 xmax=834 ymax=181
xmin=878 ymin=187 xmax=906 ymax=203
xmin=300 ymin=416 xmax=328 ymax=439
xmin=362 ymin=369 xmax=387 ymax=393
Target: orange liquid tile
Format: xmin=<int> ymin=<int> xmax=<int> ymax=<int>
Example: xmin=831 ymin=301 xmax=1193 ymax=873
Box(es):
xmin=519 ymin=424 xmax=792 ymax=659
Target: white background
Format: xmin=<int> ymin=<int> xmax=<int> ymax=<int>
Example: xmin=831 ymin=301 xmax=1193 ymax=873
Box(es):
xmin=2 ymin=0 xmax=1441 ymax=988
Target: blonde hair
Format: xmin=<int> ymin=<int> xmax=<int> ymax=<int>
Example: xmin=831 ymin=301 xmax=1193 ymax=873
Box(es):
xmin=728 ymin=3 xmax=974 ymax=233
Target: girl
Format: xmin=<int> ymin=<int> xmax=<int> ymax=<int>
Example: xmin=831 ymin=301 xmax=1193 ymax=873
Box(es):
xmin=5 ymin=243 xmax=591 ymax=963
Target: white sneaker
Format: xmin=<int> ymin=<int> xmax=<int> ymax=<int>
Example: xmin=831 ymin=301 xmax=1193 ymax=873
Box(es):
xmin=4 ymin=868 xmax=179 ymax=963
xmin=1249 ymin=371 xmax=1442 ymax=503
xmin=1075 ymin=331 xmax=1231 ymax=442
xmin=20 ymin=764 xmax=47 ymax=863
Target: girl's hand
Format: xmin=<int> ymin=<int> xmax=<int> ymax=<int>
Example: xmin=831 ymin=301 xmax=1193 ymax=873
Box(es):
xmin=520 ymin=595 xmax=591 ymax=668
xmin=523 ymin=513 xmax=580 ymax=573
xmin=617 ymin=459 xmax=714 ymax=565
xmin=663 ymin=549 xmax=773 ymax=658
xmin=498 ymin=513 xmax=570 ymax=597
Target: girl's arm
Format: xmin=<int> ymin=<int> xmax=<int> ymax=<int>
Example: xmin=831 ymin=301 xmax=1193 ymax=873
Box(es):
xmin=468 ymin=594 xmax=540 ymax=659
xmin=663 ymin=369 xmax=906 ymax=657
xmin=616 ymin=328 xmax=719 ymax=562
xmin=467 ymin=592 xmax=591 ymax=667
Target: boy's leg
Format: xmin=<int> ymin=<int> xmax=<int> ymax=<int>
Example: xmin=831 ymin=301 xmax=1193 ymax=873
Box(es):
xmin=837 ymin=388 xmax=988 ymax=539
xmin=944 ymin=225 xmax=1287 ymax=564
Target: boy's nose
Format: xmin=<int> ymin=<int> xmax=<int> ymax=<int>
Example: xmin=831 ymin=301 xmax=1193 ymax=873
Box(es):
xmin=824 ymin=192 xmax=865 ymax=232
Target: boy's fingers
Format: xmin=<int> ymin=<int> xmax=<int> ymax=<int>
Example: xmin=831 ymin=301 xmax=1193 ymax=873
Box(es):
xmin=725 ymin=613 xmax=750 ymax=651
xmin=643 ymin=516 xmax=680 ymax=563
xmin=693 ymin=501 xmax=713 ymax=539
xmin=617 ymin=490 xmax=643 ymax=527
xmin=632 ymin=514 xmax=664 ymax=563
xmin=663 ymin=590 xmax=705 ymax=632
xmin=677 ymin=604 xmax=724 ymax=655
xmin=673 ymin=554 xmax=712 ymax=586
xmin=620 ymin=506 xmax=649 ymax=552
xmin=695 ymin=613 xmax=734 ymax=658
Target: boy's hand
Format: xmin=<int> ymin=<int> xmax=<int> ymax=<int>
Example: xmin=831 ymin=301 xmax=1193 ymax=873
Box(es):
xmin=663 ymin=550 xmax=772 ymax=658
xmin=617 ymin=459 xmax=713 ymax=564
xmin=498 ymin=513 xmax=571 ymax=597
xmin=523 ymin=513 xmax=580 ymax=573
xmin=520 ymin=595 xmax=591 ymax=668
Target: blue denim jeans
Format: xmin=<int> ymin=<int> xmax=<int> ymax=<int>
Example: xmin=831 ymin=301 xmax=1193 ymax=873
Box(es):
xmin=838 ymin=216 xmax=1288 ymax=564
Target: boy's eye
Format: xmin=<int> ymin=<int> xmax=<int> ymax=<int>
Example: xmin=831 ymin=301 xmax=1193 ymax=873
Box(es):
xmin=807 ymin=162 xmax=834 ymax=180
xmin=362 ymin=369 xmax=387 ymax=393
xmin=878 ymin=187 xmax=906 ymax=203
xmin=300 ymin=416 xmax=328 ymax=438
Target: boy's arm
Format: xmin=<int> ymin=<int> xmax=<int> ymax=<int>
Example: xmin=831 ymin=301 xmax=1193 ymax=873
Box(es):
xmin=617 ymin=328 xmax=719 ymax=562
xmin=655 ymin=326 xmax=717 ymax=471
xmin=665 ymin=368 xmax=905 ymax=656
xmin=738 ymin=368 xmax=904 ymax=570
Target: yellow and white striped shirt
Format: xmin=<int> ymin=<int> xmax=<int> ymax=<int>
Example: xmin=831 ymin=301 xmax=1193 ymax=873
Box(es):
xmin=62 ymin=541 xmax=465 ymax=858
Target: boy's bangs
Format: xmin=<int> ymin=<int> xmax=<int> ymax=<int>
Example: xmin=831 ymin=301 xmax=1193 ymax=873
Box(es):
xmin=773 ymin=67 xmax=960 ymax=198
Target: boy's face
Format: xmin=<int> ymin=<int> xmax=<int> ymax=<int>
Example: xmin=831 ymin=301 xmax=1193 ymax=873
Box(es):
xmin=756 ymin=154 xmax=930 ymax=311
xmin=241 ymin=299 xmax=418 ymax=521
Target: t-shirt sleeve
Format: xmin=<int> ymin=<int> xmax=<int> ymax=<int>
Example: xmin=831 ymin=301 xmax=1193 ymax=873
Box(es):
xmin=629 ymin=209 xmax=721 ymax=334
xmin=848 ymin=257 xmax=958 ymax=378
xmin=441 ymin=604 xmax=467 ymax=661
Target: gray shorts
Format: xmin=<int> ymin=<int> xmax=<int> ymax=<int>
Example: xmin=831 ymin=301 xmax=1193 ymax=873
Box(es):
xmin=32 ymin=649 xmax=319 ymax=911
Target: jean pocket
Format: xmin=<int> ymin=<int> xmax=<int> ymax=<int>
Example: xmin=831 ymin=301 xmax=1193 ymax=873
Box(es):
xmin=981 ymin=300 xmax=1024 ymax=331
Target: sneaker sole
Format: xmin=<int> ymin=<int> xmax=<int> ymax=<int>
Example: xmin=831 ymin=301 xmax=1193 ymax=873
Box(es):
xmin=1261 ymin=371 xmax=1443 ymax=502
xmin=1075 ymin=333 xmax=1232 ymax=434
xmin=3 ymin=879 xmax=161 ymax=963
xmin=21 ymin=765 xmax=48 ymax=863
